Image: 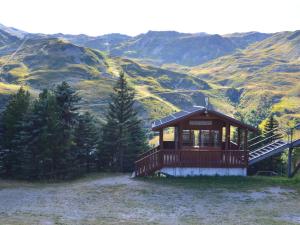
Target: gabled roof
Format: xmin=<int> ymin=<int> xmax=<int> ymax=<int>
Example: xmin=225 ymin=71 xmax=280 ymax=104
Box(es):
xmin=152 ymin=106 xmax=257 ymax=132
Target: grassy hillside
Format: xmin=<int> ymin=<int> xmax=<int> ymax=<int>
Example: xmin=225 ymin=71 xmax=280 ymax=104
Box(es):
xmin=0 ymin=37 xmax=227 ymax=127
xmin=1 ymin=27 xmax=299 ymax=130
xmin=188 ymin=31 xmax=300 ymax=126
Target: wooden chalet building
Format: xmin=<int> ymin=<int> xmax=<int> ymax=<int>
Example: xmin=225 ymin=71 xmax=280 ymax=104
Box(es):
xmin=135 ymin=106 xmax=258 ymax=177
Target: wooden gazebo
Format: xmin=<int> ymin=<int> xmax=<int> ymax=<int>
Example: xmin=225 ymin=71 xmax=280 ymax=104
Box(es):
xmin=135 ymin=106 xmax=257 ymax=177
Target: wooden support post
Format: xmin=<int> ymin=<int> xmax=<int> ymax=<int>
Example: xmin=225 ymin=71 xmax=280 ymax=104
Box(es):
xmin=159 ymin=129 xmax=164 ymax=150
xmin=244 ymin=129 xmax=248 ymax=150
xmin=178 ymin=125 xmax=182 ymax=150
xmin=219 ymin=127 xmax=223 ymax=148
xmin=237 ymin=127 xmax=241 ymax=150
xmin=175 ymin=126 xmax=178 ymax=150
xmin=288 ymin=147 xmax=293 ymax=178
xmin=225 ymin=123 xmax=230 ymax=150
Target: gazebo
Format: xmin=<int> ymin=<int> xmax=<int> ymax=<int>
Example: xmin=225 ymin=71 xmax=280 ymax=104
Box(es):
xmin=135 ymin=106 xmax=257 ymax=177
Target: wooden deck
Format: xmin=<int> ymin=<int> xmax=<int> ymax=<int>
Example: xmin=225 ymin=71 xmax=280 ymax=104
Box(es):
xmin=135 ymin=148 xmax=248 ymax=177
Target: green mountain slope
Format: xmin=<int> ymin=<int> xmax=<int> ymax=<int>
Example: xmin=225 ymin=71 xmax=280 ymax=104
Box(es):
xmin=189 ymin=31 xmax=300 ymax=125
xmin=1 ymin=24 xmax=299 ymax=128
xmin=0 ymin=36 xmax=228 ymax=126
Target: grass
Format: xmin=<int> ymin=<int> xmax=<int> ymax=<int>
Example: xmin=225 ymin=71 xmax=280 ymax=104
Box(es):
xmin=0 ymin=82 xmax=23 ymax=94
xmin=138 ymin=173 xmax=300 ymax=192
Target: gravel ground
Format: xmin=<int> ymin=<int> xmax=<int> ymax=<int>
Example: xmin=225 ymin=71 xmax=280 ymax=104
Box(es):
xmin=0 ymin=174 xmax=300 ymax=225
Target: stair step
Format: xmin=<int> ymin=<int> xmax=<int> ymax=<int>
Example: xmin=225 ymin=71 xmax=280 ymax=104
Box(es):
xmin=249 ymin=140 xmax=291 ymax=165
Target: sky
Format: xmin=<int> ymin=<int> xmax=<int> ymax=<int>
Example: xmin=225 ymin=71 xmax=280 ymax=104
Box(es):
xmin=0 ymin=0 xmax=299 ymax=36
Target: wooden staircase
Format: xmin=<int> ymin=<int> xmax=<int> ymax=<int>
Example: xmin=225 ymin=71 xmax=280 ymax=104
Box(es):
xmin=134 ymin=146 xmax=161 ymax=177
xmin=249 ymin=140 xmax=288 ymax=165
xmin=248 ymin=124 xmax=300 ymax=166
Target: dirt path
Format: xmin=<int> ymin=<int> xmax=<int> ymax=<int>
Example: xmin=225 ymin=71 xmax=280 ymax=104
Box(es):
xmin=0 ymin=175 xmax=299 ymax=225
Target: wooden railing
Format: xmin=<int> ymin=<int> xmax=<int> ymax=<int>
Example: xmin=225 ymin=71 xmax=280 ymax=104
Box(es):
xmin=135 ymin=149 xmax=248 ymax=177
xmin=138 ymin=146 xmax=159 ymax=159
xmin=135 ymin=149 xmax=162 ymax=177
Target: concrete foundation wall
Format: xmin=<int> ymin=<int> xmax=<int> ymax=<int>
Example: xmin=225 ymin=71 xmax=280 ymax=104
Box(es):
xmin=160 ymin=167 xmax=247 ymax=177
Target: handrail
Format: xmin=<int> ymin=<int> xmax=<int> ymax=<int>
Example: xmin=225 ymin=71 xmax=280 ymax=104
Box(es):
xmin=248 ymin=127 xmax=280 ymax=143
xmin=248 ymin=123 xmax=300 ymax=150
xmin=142 ymin=149 xmax=246 ymax=175
xmin=249 ymin=140 xmax=287 ymax=155
xmin=135 ymin=150 xmax=161 ymax=163
xmin=248 ymin=133 xmax=284 ymax=148
xmin=138 ymin=146 xmax=159 ymax=159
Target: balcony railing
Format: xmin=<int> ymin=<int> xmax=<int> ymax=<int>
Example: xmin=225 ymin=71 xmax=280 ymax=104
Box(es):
xmin=135 ymin=148 xmax=248 ymax=177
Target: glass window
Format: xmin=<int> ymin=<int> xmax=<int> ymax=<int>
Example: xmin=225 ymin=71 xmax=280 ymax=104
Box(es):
xmin=211 ymin=130 xmax=220 ymax=147
xmin=199 ymin=130 xmax=210 ymax=147
xmin=182 ymin=130 xmax=192 ymax=145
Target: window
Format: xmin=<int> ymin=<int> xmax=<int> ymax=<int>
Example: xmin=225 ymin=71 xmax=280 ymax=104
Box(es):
xmin=199 ymin=130 xmax=210 ymax=147
xmin=182 ymin=130 xmax=192 ymax=145
xmin=211 ymin=130 xmax=220 ymax=147
xmin=198 ymin=130 xmax=220 ymax=147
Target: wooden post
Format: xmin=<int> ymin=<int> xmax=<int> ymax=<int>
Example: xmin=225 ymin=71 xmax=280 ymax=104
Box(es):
xmin=178 ymin=125 xmax=182 ymax=150
xmin=225 ymin=123 xmax=230 ymax=150
xmin=244 ymin=129 xmax=248 ymax=150
xmin=237 ymin=127 xmax=241 ymax=150
xmin=219 ymin=127 xmax=223 ymax=148
xmin=159 ymin=129 xmax=164 ymax=150
xmin=175 ymin=126 xmax=178 ymax=150
xmin=288 ymin=147 xmax=293 ymax=178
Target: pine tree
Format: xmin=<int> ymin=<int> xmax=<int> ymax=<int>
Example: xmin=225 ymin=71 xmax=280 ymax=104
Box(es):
xmin=254 ymin=114 xmax=283 ymax=173
xmin=100 ymin=71 xmax=148 ymax=172
xmin=263 ymin=114 xmax=282 ymax=143
xmin=74 ymin=112 xmax=99 ymax=173
xmin=15 ymin=90 xmax=61 ymax=179
xmin=53 ymin=81 xmax=81 ymax=177
xmin=125 ymin=116 xmax=149 ymax=171
xmin=0 ymin=87 xmax=30 ymax=177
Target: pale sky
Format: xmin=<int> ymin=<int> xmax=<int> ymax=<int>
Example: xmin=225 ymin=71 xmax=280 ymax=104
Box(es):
xmin=0 ymin=0 xmax=299 ymax=36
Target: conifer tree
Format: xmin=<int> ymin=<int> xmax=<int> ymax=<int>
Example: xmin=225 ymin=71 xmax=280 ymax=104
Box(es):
xmin=15 ymin=90 xmax=60 ymax=179
xmin=0 ymin=87 xmax=30 ymax=177
xmin=253 ymin=114 xmax=283 ymax=173
xmin=53 ymin=81 xmax=81 ymax=177
xmin=74 ymin=112 xmax=99 ymax=173
xmin=100 ymin=71 xmax=148 ymax=172
xmin=263 ymin=113 xmax=282 ymax=143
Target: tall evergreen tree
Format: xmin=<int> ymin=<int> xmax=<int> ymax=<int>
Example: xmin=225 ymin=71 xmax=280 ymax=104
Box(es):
xmin=74 ymin=112 xmax=99 ymax=173
xmin=263 ymin=113 xmax=283 ymax=143
xmin=53 ymin=81 xmax=81 ymax=177
xmin=250 ymin=114 xmax=284 ymax=174
xmin=15 ymin=90 xmax=61 ymax=179
xmin=0 ymin=87 xmax=30 ymax=177
xmin=100 ymin=71 xmax=148 ymax=172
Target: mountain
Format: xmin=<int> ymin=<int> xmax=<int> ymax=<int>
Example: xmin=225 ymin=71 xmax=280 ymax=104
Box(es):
xmin=51 ymin=33 xmax=132 ymax=51
xmin=223 ymin=32 xmax=272 ymax=49
xmin=0 ymin=23 xmax=27 ymax=38
xmin=0 ymin=24 xmax=272 ymax=66
xmin=0 ymin=35 xmax=221 ymax=126
xmin=109 ymin=31 xmax=271 ymax=66
xmin=7 ymin=26 xmax=269 ymax=66
xmin=0 ymin=29 xmax=21 ymax=52
xmin=0 ymin=23 xmax=299 ymax=127
xmin=189 ymin=30 xmax=300 ymax=125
